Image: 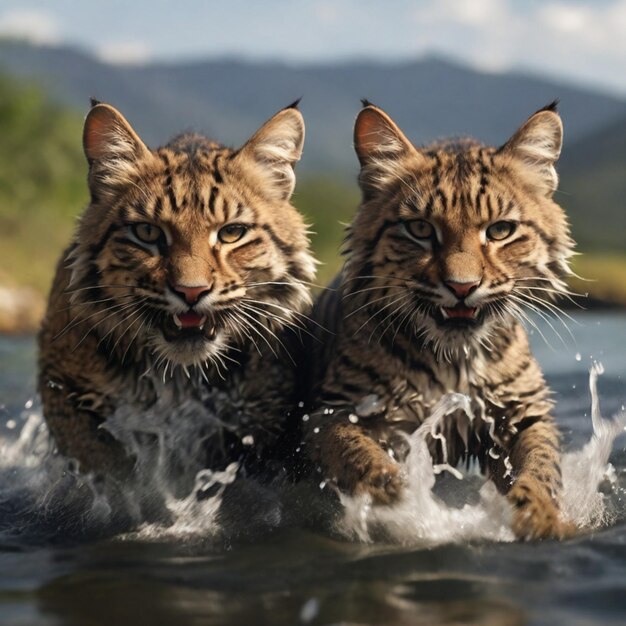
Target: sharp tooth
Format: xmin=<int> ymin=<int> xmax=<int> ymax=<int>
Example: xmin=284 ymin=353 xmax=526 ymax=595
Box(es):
xmin=441 ymin=307 xmax=450 ymax=320
xmin=199 ymin=315 xmax=207 ymax=330
xmin=173 ymin=313 xmax=182 ymax=328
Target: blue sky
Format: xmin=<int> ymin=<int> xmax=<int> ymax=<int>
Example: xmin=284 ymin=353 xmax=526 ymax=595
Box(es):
xmin=0 ymin=0 xmax=624 ymax=95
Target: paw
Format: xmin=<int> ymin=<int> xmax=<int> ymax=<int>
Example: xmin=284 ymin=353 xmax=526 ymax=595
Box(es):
xmin=354 ymin=453 xmax=404 ymax=505
xmin=333 ymin=445 xmax=404 ymax=505
xmin=509 ymin=479 xmax=575 ymax=541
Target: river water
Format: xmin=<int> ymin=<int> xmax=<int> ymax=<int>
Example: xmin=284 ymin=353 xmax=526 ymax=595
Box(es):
xmin=0 ymin=312 xmax=625 ymax=626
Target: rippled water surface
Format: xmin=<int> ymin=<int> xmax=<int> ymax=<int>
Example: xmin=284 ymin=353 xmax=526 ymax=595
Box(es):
xmin=1 ymin=312 xmax=625 ymax=626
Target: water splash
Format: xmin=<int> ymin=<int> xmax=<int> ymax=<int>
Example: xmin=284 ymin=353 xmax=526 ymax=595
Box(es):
xmin=0 ymin=366 xmax=624 ymax=547
xmin=335 ymin=393 xmax=514 ymax=545
xmin=122 ymin=463 xmax=239 ymax=542
xmin=0 ymin=397 xmax=236 ymax=545
xmin=335 ymin=365 xmax=626 ymax=545
xmin=561 ymin=362 xmax=626 ymax=529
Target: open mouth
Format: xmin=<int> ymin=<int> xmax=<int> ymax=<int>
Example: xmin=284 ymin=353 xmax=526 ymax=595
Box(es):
xmin=436 ymin=305 xmax=482 ymax=327
xmin=441 ymin=305 xmax=478 ymax=320
xmin=162 ymin=311 xmax=218 ymax=342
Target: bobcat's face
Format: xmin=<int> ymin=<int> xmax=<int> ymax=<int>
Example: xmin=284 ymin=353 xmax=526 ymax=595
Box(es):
xmin=69 ymin=103 xmax=314 ymax=370
xmin=345 ymin=103 xmax=574 ymax=355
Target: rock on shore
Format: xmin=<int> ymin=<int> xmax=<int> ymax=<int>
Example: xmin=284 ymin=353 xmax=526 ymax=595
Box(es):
xmin=0 ymin=286 xmax=45 ymax=334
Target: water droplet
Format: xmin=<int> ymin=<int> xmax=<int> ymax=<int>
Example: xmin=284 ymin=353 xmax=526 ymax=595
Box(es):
xmin=302 ymin=414 xmax=309 ymax=422
xmin=24 ymin=399 xmax=33 ymax=409
xmin=319 ymin=481 xmax=326 ymax=490
xmin=503 ymin=456 xmax=513 ymax=478
xmin=348 ymin=414 xmax=359 ymax=424
xmin=300 ymin=598 xmax=320 ymax=623
xmin=297 ymin=401 xmax=304 ymax=408
xmin=6 ymin=420 xmax=16 ymax=430
xmin=355 ymin=394 xmax=384 ymax=417
xmin=313 ymin=427 xmax=320 ymax=434
xmin=575 ymin=353 xmax=582 ymax=362
xmin=241 ymin=435 xmax=254 ymax=446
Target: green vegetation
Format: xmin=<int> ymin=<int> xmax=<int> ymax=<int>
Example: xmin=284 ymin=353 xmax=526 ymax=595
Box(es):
xmin=292 ymin=177 xmax=359 ymax=285
xmin=570 ymin=253 xmax=626 ymax=305
xmin=0 ymin=74 xmax=87 ymax=292
xmin=0 ymin=74 xmax=624 ymax=311
xmin=558 ymin=115 xmax=626 ymax=253
xmin=0 ymin=75 xmax=355 ymax=296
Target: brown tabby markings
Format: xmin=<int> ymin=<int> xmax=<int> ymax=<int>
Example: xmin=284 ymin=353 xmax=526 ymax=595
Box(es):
xmin=305 ymin=102 xmax=575 ymax=540
xmin=38 ymin=102 xmax=315 ymax=478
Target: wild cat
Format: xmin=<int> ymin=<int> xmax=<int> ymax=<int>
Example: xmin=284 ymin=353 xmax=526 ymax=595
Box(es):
xmin=304 ymin=101 xmax=575 ymax=540
xmin=38 ymin=100 xmax=315 ymax=483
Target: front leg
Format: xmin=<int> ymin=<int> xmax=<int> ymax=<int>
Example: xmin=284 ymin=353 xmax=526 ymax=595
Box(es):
xmin=41 ymin=380 xmax=134 ymax=479
xmin=309 ymin=418 xmax=404 ymax=505
xmin=503 ymin=419 xmax=573 ymax=540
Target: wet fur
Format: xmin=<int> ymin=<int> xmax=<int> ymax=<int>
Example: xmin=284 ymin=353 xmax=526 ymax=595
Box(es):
xmin=38 ymin=102 xmax=315 ymax=481
xmin=304 ymin=102 xmax=575 ymax=540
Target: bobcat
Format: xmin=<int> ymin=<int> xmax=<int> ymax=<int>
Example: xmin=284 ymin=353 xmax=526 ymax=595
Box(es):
xmin=38 ymin=101 xmax=315 ymax=483
xmin=304 ymin=101 xmax=575 ymax=540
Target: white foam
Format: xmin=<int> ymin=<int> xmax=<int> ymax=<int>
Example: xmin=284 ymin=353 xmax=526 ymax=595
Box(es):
xmin=335 ymin=393 xmax=515 ymax=545
xmin=0 ymin=365 xmax=623 ymax=546
xmin=561 ymin=363 xmax=626 ymax=529
xmin=123 ymin=463 xmax=238 ymax=542
xmin=334 ymin=365 xmax=626 ymax=545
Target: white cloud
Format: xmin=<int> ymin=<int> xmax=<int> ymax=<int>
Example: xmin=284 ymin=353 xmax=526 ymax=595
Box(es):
xmin=539 ymin=3 xmax=589 ymax=34
xmin=97 ymin=41 xmax=152 ymax=65
xmin=0 ymin=1 xmax=623 ymax=94
xmin=313 ymin=1 xmax=340 ymax=24
xmin=0 ymin=9 xmax=61 ymax=44
xmin=409 ymin=0 xmax=626 ymax=94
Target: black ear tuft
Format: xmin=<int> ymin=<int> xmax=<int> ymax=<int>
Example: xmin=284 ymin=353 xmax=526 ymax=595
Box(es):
xmin=89 ymin=97 xmax=102 ymax=108
xmin=539 ymin=99 xmax=559 ymax=113
xmin=284 ymin=97 xmax=302 ymax=110
xmin=361 ymin=98 xmax=373 ymax=108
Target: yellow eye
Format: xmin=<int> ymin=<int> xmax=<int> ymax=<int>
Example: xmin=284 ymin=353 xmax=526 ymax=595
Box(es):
xmin=487 ymin=221 xmax=516 ymax=241
xmin=406 ymin=219 xmax=434 ymax=240
xmin=132 ymin=223 xmax=163 ymax=244
xmin=218 ymin=224 xmax=247 ymax=244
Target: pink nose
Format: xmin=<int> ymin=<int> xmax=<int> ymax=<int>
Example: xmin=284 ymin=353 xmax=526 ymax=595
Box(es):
xmin=444 ymin=280 xmax=481 ymax=299
xmin=172 ymin=284 xmax=211 ymax=305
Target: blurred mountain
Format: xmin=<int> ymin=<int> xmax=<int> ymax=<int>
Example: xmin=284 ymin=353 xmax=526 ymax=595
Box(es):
xmin=558 ymin=113 xmax=626 ymax=252
xmin=0 ymin=40 xmax=625 ymax=174
xmin=0 ymin=40 xmax=624 ymax=319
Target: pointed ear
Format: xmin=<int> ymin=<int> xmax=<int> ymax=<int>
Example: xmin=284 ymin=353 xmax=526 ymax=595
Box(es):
xmin=236 ymin=104 xmax=305 ymax=201
xmin=84 ymin=103 xmax=149 ymax=163
xmin=354 ymin=103 xmax=417 ymax=166
xmin=499 ymin=103 xmax=563 ymax=197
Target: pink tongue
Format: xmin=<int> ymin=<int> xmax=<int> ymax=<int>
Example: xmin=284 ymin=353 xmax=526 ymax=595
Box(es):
xmin=178 ymin=312 xmax=204 ymax=328
xmin=445 ymin=307 xmax=476 ymax=319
